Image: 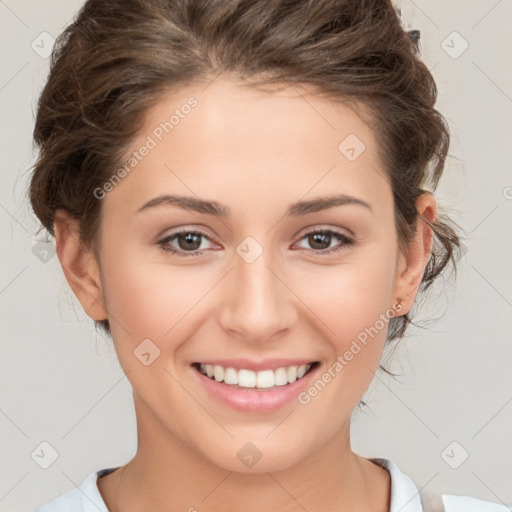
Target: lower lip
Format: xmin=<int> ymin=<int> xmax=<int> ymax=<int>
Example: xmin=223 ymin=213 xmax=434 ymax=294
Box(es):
xmin=191 ymin=364 xmax=319 ymax=413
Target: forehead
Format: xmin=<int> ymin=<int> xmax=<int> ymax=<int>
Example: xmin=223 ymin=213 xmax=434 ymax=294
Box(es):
xmin=144 ymin=77 xmax=376 ymax=154
xmin=103 ymin=76 xmax=390 ymax=218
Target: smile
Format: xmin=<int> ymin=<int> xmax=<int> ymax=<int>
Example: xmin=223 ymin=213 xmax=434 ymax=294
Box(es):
xmin=193 ymin=362 xmax=319 ymax=390
xmin=191 ymin=360 xmax=321 ymax=412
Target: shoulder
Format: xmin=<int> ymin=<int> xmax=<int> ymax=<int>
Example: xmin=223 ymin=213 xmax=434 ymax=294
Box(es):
xmin=33 ymin=467 xmax=118 ymax=512
xmin=440 ymin=494 xmax=511 ymax=512
xmin=421 ymin=492 xmax=510 ymax=512
xmin=370 ymin=458 xmax=510 ymax=512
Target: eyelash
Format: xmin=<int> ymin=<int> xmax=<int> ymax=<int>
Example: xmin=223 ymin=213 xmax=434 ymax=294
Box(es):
xmin=157 ymin=227 xmax=355 ymax=258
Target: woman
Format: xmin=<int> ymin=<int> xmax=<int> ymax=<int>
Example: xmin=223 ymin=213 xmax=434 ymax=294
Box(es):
xmin=30 ymin=0 xmax=507 ymax=511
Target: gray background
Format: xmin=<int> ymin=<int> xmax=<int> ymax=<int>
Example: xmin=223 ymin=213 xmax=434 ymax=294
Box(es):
xmin=1 ymin=1 xmax=511 ymax=510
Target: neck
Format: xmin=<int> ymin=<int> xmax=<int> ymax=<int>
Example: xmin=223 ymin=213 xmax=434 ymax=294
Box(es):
xmin=100 ymin=394 xmax=390 ymax=512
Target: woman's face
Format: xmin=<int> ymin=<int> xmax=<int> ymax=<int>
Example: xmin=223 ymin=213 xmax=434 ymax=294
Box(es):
xmin=85 ymin=77 xmax=417 ymax=472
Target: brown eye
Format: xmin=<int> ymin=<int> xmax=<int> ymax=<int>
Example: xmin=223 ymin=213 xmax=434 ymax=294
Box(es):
xmin=295 ymin=229 xmax=354 ymax=255
xmin=158 ymin=229 xmax=216 ymax=257
xmin=307 ymin=232 xmax=332 ymax=250
xmin=175 ymin=232 xmax=202 ymax=251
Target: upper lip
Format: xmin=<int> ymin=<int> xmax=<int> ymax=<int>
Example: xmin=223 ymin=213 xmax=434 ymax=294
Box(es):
xmin=193 ymin=359 xmax=318 ymax=372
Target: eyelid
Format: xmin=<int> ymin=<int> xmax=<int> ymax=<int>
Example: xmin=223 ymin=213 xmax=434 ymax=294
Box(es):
xmin=291 ymin=227 xmax=354 ymax=253
xmin=294 ymin=224 xmax=355 ymax=240
xmin=158 ymin=227 xmax=218 ymax=247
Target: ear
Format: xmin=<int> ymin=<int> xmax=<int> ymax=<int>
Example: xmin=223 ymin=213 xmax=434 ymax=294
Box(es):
xmin=392 ymin=192 xmax=437 ymax=315
xmin=53 ymin=209 xmax=108 ymax=322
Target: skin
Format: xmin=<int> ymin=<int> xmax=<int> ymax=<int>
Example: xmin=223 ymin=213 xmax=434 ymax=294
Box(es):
xmin=54 ymin=76 xmax=436 ymax=512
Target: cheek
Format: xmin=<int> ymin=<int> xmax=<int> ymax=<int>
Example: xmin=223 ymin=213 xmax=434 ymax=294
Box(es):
xmin=100 ymin=242 xmax=219 ymax=355
xmin=296 ymin=249 xmax=397 ymax=348
xmin=292 ymin=256 xmax=397 ymax=418
xmin=104 ymin=261 xmax=177 ymax=338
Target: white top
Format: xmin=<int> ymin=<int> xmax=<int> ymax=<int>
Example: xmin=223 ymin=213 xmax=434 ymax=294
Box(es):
xmin=33 ymin=458 xmax=509 ymax=512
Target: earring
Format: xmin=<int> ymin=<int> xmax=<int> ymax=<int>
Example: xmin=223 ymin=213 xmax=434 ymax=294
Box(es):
xmin=395 ymin=300 xmax=403 ymax=312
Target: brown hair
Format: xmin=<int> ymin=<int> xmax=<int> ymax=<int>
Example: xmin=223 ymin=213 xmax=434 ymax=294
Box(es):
xmin=29 ymin=0 xmax=463 ymax=349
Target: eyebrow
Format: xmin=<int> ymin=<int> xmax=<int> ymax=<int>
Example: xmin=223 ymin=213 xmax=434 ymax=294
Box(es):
xmin=136 ymin=193 xmax=373 ymax=217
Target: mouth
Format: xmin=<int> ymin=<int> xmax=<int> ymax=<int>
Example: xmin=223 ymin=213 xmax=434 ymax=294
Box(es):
xmin=192 ymin=361 xmax=320 ymax=391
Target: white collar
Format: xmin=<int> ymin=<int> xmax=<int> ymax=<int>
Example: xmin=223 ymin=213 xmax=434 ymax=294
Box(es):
xmin=371 ymin=457 xmax=509 ymax=512
xmin=34 ymin=458 xmax=509 ymax=511
xmin=371 ymin=457 xmax=424 ymax=511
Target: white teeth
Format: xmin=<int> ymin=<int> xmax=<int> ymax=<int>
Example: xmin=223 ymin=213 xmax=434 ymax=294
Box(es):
xmin=223 ymin=367 xmax=238 ymax=385
xmin=238 ymin=369 xmax=256 ymax=388
xmin=197 ymin=363 xmax=314 ymax=388
xmin=297 ymin=364 xmax=308 ymax=379
xmin=274 ymin=367 xmax=288 ymax=386
xmin=256 ymin=369 xmax=274 ymax=389
xmin=213 ymin=365 xmax=224 ymax=382
xmin=286 ymin=366 xmax=297 ymax=383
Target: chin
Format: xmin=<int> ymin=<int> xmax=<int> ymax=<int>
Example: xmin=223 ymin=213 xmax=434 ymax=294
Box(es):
xmin=198 ymin=435 xmax=313 ymax=475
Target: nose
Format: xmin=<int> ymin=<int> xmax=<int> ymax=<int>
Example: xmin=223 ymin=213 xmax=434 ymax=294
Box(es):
xmin=217 ymin=243 xmax=297 ymax=345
